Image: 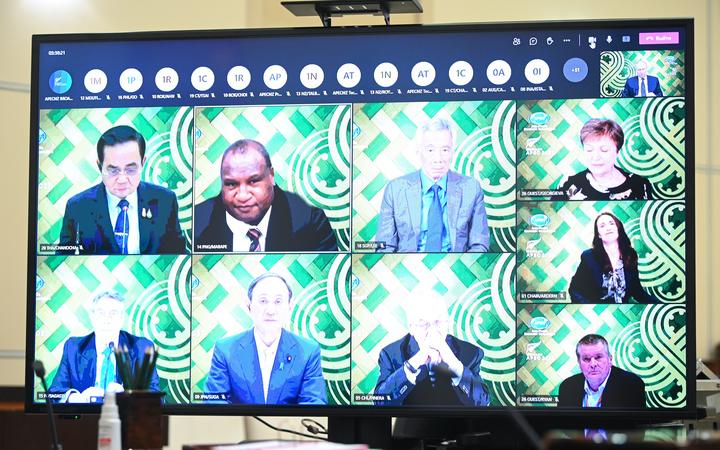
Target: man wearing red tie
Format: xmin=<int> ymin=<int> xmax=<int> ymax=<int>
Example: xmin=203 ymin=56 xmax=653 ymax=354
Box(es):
xmin=193 ymin=139 xmax=337 ymax=252
xmin=622 ymin=60 xmax=664 ymax=98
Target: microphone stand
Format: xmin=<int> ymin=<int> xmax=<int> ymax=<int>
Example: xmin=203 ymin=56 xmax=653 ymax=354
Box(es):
xmin=33 ymin=360 xmax=63 ymax=450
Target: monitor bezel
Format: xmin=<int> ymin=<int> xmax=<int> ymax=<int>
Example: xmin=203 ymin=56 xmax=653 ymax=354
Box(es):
xmin=25 ymin=18 xmax=696 ymax=420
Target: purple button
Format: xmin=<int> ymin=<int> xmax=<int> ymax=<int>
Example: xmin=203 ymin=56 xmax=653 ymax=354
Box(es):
xmin=639 ymin=32 xmax=679 ymax=45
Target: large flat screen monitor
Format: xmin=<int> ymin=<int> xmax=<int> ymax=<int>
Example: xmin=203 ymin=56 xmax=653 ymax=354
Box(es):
xmin=26 ymin=18 xmax=694 ymax=426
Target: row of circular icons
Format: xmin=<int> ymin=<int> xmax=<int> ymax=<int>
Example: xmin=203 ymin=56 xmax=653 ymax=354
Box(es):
xmin=49 ymin=58 xmax=589 ymax=95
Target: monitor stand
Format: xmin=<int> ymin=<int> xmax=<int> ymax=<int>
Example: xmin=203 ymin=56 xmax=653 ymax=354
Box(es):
xmin=327 ymin=416 xmax=534 ymax=449
xmin=327 ymin=416 xmax=392 ymax=449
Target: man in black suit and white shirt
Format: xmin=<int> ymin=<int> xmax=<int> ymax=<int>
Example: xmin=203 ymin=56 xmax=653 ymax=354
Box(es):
xmin=58 ymin=125 xmax=185 ymax=255
xmin=621 ymin=60 xmax=663 ymax=98
xmin=557 ymin=334 xmax=646 ymax=408
xmin=193 ymin=139 xmax=337 ymax=253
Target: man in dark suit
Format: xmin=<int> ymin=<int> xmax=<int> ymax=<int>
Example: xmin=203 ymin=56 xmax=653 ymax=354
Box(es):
xmin=373 ymin=295 xmax=490 ymax=406
xmin=193 ymin=139 xmax=337 ymax=252
xmin=203 ymin=273 xmax=327 ymax=404
xmin=622 ymin=60 xmax=663 ymax=98
xmin=49 ymin=291 xmax=159 ymax=403
xmin=376 ymin=117 xmax=489 ymax=253
xmin=57 ymin=125 xmax=185 ymax=255
xmin=557 ymin=334 xmax=646 ymax=408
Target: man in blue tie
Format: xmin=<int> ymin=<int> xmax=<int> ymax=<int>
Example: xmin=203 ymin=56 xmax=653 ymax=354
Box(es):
xmin=203 ymin=273 xmax=327 ymax=404
xmin=621 ymin=60 xmax=664 ymax=98
xmin=375 ymin=117 xmax=490 ymax=252
xmin=49 ymin=291 xmax=159 ymax=403
xmin=57 ymin=125 xmax=185 ymax=254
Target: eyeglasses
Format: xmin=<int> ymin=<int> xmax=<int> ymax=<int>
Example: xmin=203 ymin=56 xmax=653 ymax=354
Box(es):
xmin=411 ymin=320 xmax=447 ymax=331
xmin=94 ymin=309 xmax=122 ymax=319
xmin=103 ymin=166 xmax=140 ymax=177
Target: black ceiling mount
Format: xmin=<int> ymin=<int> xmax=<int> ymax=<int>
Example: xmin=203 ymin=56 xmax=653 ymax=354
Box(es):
xmin=281 ymin=0 xmax=423 ymax=27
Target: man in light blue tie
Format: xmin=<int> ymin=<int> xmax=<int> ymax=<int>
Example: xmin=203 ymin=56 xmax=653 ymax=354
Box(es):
xmin=376 ymin=117 xmax=490 ymax=253
xmin=49 ymin=291 xmax=159 ymax=403
xmin=621 ymin=60 xmax=664 ymax=98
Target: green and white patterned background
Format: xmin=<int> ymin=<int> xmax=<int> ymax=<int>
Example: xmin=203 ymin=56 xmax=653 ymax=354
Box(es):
xmin=190 ymin=254 xmax=351 ymax=405
xmin=352 ymin=101 xmax=517 ymax=253
xmin=37 ymin=107 xmax=194 ymax=252
xmin=517 ymin=98 xmax=685 ymax=200
xmin=193 ymin=105 xmax=351 ymax=250
xmin=351 ymin=253 xmax=516 ymax=406
xmin=517 ymin=201 xmax=685 ymax=304
xmin=600 ymin=51 xmax=685 ymax=98
xmin=516 ymin=304 xmax=686 ymax=408
xmin=34 ymin=255 xmax=191 ymax=404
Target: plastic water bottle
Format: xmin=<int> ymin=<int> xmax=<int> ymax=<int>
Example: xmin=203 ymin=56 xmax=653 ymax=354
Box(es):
xmin=97 ymin=391 xmax=121 ymax=450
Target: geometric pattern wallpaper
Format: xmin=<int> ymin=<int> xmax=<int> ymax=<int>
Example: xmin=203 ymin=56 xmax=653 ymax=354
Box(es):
xmin=30 ymin=96 xmax=688 ymax=411
xmin=516 ymin=304 xmax=686 ymax=408
xmin=34 ymin=255 xmax=191 ymax=404
xmin=352 ymin=101 xmax=517 ymax=253
xmin=517 ymin=200 xmax=686 ymax=304
xmin=600 ymin=50 xmax=685 ymax=98
xmin=516 ymin=97 xmax=685 ymax=200
xmin=37 ymin=107 xmax=193 ymax=252
xmin=190 ymin=254 xmax=350 ymax=405
xmin=193 ymin=105 xmax=351 ymax=251
xmin=351 ymin=253 xmax=516 ymax=406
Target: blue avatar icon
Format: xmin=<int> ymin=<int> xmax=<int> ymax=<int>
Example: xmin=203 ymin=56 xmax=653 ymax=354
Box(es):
xmin=49 ymin=70 xmax=72 ymax=94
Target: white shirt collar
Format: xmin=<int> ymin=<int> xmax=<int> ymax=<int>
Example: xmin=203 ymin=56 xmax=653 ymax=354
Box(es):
xmin=583 ymin=367 xmax=612 ymax=407
xmin=106 ymin=189 xmax=138 ymax=214
xmin=226 ymin=206 xmax=272 ymax=252
xmin=253 ymin=328 xmax=282 ymax=403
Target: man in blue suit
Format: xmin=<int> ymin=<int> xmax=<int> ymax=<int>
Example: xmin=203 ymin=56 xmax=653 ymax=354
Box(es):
xmin=622 ymin=60 xmax=663 ymax=98
xmin=375 ymin=117 xmax=490 ymax=253
xmin=49 ymin=291 xmax=159 ymax=403
xmin=57 ymin=125 xmax=185 ymax=255
xmin=374 ymin=295 xmax=490 ymax=406
xmin=204 ymin=273 xmax=327 ymax=404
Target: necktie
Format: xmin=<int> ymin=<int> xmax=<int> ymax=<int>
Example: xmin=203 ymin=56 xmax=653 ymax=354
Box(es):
xmin=99 ymin=344 xmax=116 ymax=390
xmin=639 ymin=77 xmax=647 ymax=97
xmin=247 ymin=228 xmax=262 ymax=252
xmin=425 ymin=184 xmax=444 ymax=252
xmin=114 ymin=199 xmax=129 ymax=254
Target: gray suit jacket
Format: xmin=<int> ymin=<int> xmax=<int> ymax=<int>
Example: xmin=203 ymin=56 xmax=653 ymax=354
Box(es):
xmin=376 ymin=171 xmax=490 ymax=252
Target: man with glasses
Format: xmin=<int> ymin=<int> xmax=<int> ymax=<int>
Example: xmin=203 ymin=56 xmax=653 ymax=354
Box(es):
xmin=203 ymin=272 xmax=327 ymax=404
xmin=375 ymin=116 xmax=490 ymax=253
xmin=373 ymin=294 xmax=490 ymax=406
xmin=49 ymin=291 xmax=160 ymax=403
xmin=57 ymin=125 xmax=185 ymax=254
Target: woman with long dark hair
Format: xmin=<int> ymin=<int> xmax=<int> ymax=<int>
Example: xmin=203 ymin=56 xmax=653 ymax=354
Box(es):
xmin=569 ymin=212 xmax=658 ymax=304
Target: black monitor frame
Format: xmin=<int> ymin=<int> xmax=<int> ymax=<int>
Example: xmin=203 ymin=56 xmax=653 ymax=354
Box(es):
xmin=26 ymin=18 xmax=695 ymax=425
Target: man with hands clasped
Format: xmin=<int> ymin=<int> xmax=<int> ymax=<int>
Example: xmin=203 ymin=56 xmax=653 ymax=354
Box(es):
xmin=373 ymin=295 xmax=490 ymax=406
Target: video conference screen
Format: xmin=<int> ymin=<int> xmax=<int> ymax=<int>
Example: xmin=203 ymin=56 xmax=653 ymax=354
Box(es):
xmin=27 ymin=20 xmax=693 ymax=416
